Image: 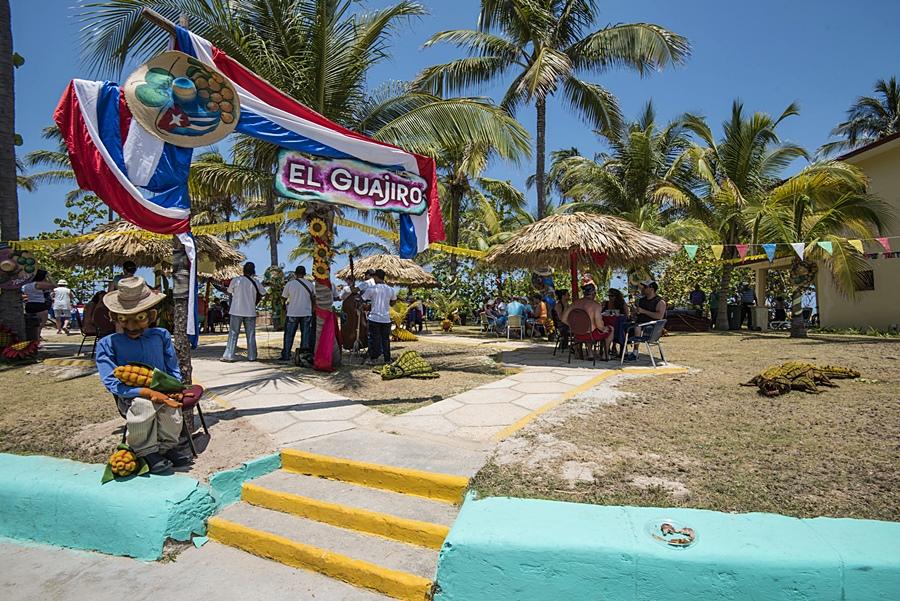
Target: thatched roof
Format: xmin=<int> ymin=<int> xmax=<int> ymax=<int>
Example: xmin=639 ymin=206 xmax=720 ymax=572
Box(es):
xmin=482 ymin=212 xmax=679 ymax=270
xmin=335 ymin=254 xmax=438 ymax=287
xmin=54 ymin=220 xmax=244 ymax=271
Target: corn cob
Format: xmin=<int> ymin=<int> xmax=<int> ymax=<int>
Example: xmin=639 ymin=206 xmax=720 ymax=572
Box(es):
xmin=114 ymin=364 xmax=153 ymax=387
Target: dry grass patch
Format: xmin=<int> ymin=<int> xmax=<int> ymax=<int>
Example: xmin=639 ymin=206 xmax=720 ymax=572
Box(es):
xmin=473 ymin=331 xmax=900 ymax=521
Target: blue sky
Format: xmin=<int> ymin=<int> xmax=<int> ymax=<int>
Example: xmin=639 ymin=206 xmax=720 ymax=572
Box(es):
xmin=11 ymin=0 xmax=900 ymax=273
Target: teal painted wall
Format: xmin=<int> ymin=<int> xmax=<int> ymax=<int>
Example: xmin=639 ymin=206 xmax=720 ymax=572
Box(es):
xmin=435 ymin=497 xmax=900 ymax=601
xmin=208 ymin=453 xmax=281 ymax=507
xmin=0 ymin=454 xmax=216 ymax=560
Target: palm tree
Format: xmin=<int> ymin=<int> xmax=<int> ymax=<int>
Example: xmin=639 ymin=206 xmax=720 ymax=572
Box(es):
xmin=551 ymin=102 xmax=712 ymax=289
xmin=820 ymin=76 xmax=900 ymax=156
xmin=659 ymin=101 xmax=808 ymax=330
xmin=747 ymin=162 xmax=891 ymax=338
xmin=414 ymin=0 xmax=689 ymax=218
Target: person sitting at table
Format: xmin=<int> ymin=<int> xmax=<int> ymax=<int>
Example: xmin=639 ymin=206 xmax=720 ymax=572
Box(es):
xmin=498 ymin=296 xmax=526 ymax=330
xmin=624 ymin=281 xmax=666 ymax=362
xmin=552 ymin=289 xmax=570 ymax=349
xmin=528 ymin=293 xmax=549 ymax=336
xmin=562 ymin=283 xmax=611 ymax=360
xmin=602 ymin=288 xmax=627 ymax=314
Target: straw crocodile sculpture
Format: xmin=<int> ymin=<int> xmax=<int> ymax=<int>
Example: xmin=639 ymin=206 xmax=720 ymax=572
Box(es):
xmin=743 ymin=361 xmax=860 ymax=396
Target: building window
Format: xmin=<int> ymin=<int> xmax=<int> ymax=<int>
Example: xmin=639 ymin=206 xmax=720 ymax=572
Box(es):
xmin=854 ymin=270 xmax=875 ymax=291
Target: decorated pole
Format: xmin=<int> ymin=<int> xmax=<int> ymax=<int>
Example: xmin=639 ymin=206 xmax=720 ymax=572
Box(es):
xmin=307 ymin=205 xmax=341 ymax=370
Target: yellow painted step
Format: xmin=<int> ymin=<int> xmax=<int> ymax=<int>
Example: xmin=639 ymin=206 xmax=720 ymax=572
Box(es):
xmin=207 ymin=516 xmax=432 ymax=601
xmin=243 ymin=482 xmax=450 ymax=549
xmin=281 ymin=449 xmax=469 ymax=504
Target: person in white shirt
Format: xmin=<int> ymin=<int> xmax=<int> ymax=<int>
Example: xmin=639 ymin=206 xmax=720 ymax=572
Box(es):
xmin=362 ymin=269 xmax=396 ymax=364
xmin=51 ymin=279 xmax=75 ymax=335
xmin=280 ymin=266 xmax=316 ymax=361
xmin=222 ymin=262 xmax=267 ymax=362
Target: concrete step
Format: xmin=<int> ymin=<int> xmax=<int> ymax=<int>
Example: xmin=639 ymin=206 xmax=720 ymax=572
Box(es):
xmin=209 ymin=502 xmax=436 ymax=601
xmin=281 ymin=448 xmax=469 ymax=504
xmin=245 ymin=470 xmax=457 ymax=549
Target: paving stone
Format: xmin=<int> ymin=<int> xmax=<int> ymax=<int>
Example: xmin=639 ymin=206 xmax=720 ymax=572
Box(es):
xmin=297 ymin=387 xmax=348 ymax=402
xmin=511 ymin=393 xmax=564 ymax=410
xmin=405 ymin=399 xmax=464 ymax=415
xmin=561 ymin=374 xmax=599 ymax=386
xmin=275 ymin=420 xmax=357 ymax=444
xmin=240 ymin=410 xmax=299 ymax=434
xmin=390 ymin=414 xmax=460 ymax=437
xmin=508 ymin=370 xmax=561 ymax=383
xmin=510 ymin=381 xmax=572 ymax=394
xmin=290 ymin=402 xmax=370 ymax=421
xmin=476 ymin=379 xmax=519 ymax=389
xmin=445 ymin=404 xmax=530 ymax=427
xmin=448 ymin=387 xmax=523 ymax=405
xmin=222 ymin=393 xmax=307 ymax=410
xmin=451 ymin=425 xmax=506 ymax=442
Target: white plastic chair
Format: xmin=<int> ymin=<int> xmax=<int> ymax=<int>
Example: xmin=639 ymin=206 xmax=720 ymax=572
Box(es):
xmin=507 ymin=314 xmax=524 ymax=339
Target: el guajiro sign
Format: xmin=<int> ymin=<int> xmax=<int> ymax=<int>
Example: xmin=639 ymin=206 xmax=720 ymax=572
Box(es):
xmin=275 ymin=150 xmax=428 ymax=215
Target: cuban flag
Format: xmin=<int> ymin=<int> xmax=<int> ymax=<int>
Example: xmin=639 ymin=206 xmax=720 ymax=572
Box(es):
xmin=54 ymin=80 xmax=200 ymax=333
xmin=173 ymin=27 xmax=445 ymax=258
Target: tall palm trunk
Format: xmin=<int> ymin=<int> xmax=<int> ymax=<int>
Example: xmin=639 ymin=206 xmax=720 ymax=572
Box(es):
xmin=715 ymin=264 xmax=733 ymax=331
xmin=265 ymin=193 xmax=278 ymax=266
xmin=0 ymin=0 xmax=23 ymax=339
xmin=172 ymin=236 xmax=193 ymax=432
xmin=535 ymin=97 xmax=547 ymax=218
xmin=307 ymin=206 xmax=340 ymax=368
xmin=447 ymin=182 xmax=463 ymax=278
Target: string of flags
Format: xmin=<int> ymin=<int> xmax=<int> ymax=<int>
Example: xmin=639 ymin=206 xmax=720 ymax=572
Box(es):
xmin=682 ymin=235 xmax=897 ymax=263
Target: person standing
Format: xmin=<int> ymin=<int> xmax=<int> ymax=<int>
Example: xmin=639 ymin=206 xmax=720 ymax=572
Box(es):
xmin=362 ymin=269 xmax=396 ymax=365
xmin=52 ymin=279 xmax=75 ymax=335
xmin=739 ymin=283 xmax=757 ymax=329
xmin=22 ymin=269 xmax=55 ymax=332
xmin=222 ymin=262 xmax=266 ymax=362
xmin=689 ymin=284 xmax=706 ymax=315
xmin=109 ymin=261 xmax=138 ymax=292
xmin=281 ymin=266 xmax=315 ymax=361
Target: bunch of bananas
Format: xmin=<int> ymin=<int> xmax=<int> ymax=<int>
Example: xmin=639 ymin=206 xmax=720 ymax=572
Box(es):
xmin=392 ymin=327 xmax=418 ymax=342
xmin=109 ymin=449 xmax=138 ymax=477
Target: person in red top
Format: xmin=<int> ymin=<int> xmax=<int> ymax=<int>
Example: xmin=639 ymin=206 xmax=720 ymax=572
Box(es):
xmin=562 ymin=283 xmax=611 ymax=360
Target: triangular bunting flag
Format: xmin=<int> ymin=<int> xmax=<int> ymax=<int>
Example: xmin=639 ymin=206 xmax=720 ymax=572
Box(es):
xmin=790 ymin=242 xmax=805 ymax=260
xmin=817 ymin=240 xmax=833 ymax=255
xmin=683 ymin=244 xmax=699 ymax=260
xmin=762 ymin=243 xmax=777 ymax=262
xmin=849 ymin=239 xmax=864 ymax=254
xmin=736 ymin=244 xmax=750 ymax=259
xmin=877 ymin=237 xmax=892 ymax=253
xmin=710 ymin=245 xmax=724 ymax=260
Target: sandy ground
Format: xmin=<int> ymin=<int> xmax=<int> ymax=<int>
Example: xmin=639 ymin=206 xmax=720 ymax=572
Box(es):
xmin=473 ymin=331 xmax=900 ymax=521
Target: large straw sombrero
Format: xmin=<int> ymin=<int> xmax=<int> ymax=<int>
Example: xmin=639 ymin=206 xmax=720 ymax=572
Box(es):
xmin=124 ymin=51 xmax=240 ymax=148
xmin=104 ymin=276 xmax=166 ymax=315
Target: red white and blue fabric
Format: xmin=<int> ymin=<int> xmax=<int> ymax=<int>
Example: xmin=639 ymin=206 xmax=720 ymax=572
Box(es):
xmin=54 ymin=80 xmax=200 ymax=334
xmin=174 ymin=27 xmax=445 ymax=258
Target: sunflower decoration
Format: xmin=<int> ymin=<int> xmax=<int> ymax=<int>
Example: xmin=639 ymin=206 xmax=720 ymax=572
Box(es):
xmin=313 ymin=260 xmax=330 ymax=281
xmin=2 ymin=339 xmax=40 ymax=361
xmin=308 ymin=217 xmax=328 ymax=239
xmin=313 ymin=245 xmax=330 ymax=262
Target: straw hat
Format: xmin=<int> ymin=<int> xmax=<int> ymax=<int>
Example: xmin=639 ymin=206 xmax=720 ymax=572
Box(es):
xmin=103 ymin=276 xmax=165 ymax=314
xmin=123 ymin=51 xmax=240 ymax=148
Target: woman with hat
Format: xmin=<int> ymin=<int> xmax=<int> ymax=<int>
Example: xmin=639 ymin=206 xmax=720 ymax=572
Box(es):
xmin=51 ymin=279 xmax=75 ymax=335
xmin=95 ymin=276 xmax=191 ymax=473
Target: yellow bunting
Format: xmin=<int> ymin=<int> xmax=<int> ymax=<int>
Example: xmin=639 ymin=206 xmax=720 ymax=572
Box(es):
xmin=428 ymin=242 xmax=486 ymax=259
xmin=849 ymin=239 xmax=864 ymax=254
xmin=710 ymin=244 xmax=724 ymax=259
xmin=193 ymin=208 xmax=306 ymax=235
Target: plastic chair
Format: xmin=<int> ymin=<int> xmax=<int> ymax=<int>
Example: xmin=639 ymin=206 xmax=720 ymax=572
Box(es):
xmin=620 ymin=319 xmax=667 ymax=367
xmin=566 ymin=309 xmax=600 ymax=367
xmin=507 ymin=314 xmax=524 ymax=339
xmin=112 ymin=385 xmax=210 ymax=457
xmin=77 ymin=305 xmax=99 ymax=358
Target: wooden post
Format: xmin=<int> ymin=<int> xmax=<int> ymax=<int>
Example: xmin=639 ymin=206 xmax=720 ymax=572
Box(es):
xmin=569 ymin=252 xmax=578 ymax=299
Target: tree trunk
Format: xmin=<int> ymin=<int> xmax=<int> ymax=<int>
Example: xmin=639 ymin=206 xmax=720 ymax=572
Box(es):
xmin=172 ymin=237 xmax=194 ymax=432
xmin=715 ymin=263 xmax=733 ymax=331
xmin=0 ymin=1 xmax=22 ymax=339
xmin=447 ymin=184 xmax=462 ymax=278
xmin=0 ymin=0 xmax=18 ymax=243
xmin=266 ymin=191 xmax=278 ymax=267
xmin=535 ymin=97 xmax=547 ymax=219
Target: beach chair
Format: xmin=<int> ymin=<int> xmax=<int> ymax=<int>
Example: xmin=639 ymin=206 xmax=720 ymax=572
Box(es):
xmin=620 ymin=319 xmax=667 ymax=367
xmin=507 ymin=314 xmax=524 ymax=339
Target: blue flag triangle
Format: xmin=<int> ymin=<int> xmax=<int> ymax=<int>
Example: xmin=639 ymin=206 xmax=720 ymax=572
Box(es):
xmin=762 ymin=243 xmax=777 ymax=262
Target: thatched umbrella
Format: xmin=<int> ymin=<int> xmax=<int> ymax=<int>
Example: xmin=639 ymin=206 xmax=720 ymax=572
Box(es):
xmin=482 ymin=212 xmax=679 ymax=296
xmin=55 ymin=220 xmax=244 ymax=272
xmin=335 ymin=254 xmax=438 ymax=288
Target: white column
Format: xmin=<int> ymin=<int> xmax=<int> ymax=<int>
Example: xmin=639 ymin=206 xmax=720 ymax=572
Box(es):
xmin=754 ymin=268 xmax=768 ymax=330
